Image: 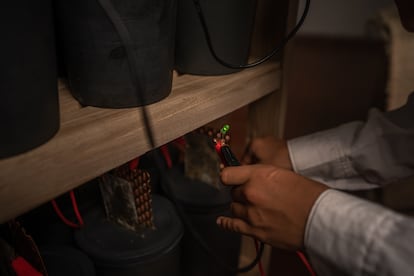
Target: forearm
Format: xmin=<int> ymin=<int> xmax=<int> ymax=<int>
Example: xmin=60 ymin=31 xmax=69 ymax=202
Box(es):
xmin=287 ymin=121 xmax=377 ymax=190
xmin=305 ymin=189 xmax=414 ymax=276
xmin=288 ymin=103 xmax=414 ymax=189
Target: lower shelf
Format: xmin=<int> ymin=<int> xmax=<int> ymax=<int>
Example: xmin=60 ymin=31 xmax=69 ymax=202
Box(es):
xmin=0 ymin=62 xmax=280 ymax=223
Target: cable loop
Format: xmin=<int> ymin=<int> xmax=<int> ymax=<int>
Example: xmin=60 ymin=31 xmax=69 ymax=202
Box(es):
xmin=192 ymin=0 xmax=311 ymax=69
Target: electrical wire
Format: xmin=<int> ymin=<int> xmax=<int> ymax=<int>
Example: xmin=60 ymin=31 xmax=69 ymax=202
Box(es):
xmin=297 ymin=251 xmax=317 ymax=276
xmin=70 ymin=191 xmax=84 ymax=226
xmin=97 ymin=0 xmax=156 ymax=149
xmin=161 ymin=162 xmax=265 ymax=273
xmin=97 ymin=0 xmax=312 ymax=274
xmin=97 ymin=0 xmax=263 ymax=273
xmin=216 ymin=136 xmax=267 ymax=275
xmin=51 ymin=190 xmax=84 ymax=228
xmin=255 ymin=239 xmax=266 ymax=276
xmin=159 ymin=144 xmax=265 ymax=273
xmin=192 ymin=0 xmax=311 ymax=69
xmin=160 ymin=145 xmax=173 ymax=169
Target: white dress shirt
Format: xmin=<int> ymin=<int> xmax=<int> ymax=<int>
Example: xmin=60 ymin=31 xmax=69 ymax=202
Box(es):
xmin=287 ymin=93 xmax=414 ymax=275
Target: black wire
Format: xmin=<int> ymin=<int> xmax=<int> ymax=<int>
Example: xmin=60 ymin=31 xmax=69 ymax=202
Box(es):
xmin=97 ymin=0 xmax=264 ymax=273
xmin=97 ymin=0 xmax=156 ymax=149
xmin=155 ymin=149 xmax=265 ymax=273
xmin=192 ymin=0 xmax=311 ymax=69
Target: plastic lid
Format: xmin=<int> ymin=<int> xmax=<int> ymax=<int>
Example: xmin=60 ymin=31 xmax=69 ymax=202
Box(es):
xmin=74 ymin=195 xmax=183 ymax=266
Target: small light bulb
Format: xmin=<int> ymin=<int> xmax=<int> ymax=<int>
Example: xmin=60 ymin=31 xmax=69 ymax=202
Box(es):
xmin=220 ymin=124 xmax=230 ymax=136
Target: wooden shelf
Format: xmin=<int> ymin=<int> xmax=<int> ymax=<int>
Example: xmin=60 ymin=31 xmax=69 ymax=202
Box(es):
xmin=0 ymin=62 xmax=280 ymax=223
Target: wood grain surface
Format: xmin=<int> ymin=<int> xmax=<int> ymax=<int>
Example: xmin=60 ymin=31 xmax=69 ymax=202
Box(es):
xmin=0 ymin=62 xmax=280 ymax=223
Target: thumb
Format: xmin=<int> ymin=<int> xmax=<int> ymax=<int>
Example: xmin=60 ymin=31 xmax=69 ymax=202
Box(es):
xmin=216 ymin=216 xmax=254 ymax=237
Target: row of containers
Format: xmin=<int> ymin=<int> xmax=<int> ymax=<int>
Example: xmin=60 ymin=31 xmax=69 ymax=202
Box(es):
xmin=1 ymin=0 xmax=258 ymax=159
xmin=19 ymin=152 xmax=246 ymax=276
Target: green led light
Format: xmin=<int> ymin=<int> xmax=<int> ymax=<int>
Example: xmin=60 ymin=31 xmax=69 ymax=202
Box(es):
xmin=220 ymin=124 xmax=230 ymax=135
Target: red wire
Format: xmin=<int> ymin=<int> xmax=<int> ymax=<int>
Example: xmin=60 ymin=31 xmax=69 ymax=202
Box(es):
xmin=164 ymin=138 xmax=268 ymax=275
xmin=254 ymin=239 xmax=266 ymax=276
xmin=70 ymin=191 xmax=84 ymax=226
xmin=297 ymin=251 xmax=317 ymax=276
xmin=160 ymin=144 xmax=173 ymax=169
xmin=165 ymin=136 xmax=315 ymax=276
xmin=51 ymin=190 xmax=84 ymax=228
xmin=54 ymin=157 xmax=142 ymax=229
xmin=160 ymin=145 xmax=173 ymax=169
xmin=11 ymin=256 xmax=43 ymax=276
xmin=129 ymin=157 xmax=140 ymax=170
xmin=173 ymin=136 xmax=186 ymax=147
xmin=51 ymin=199 xmax=80 ymax=228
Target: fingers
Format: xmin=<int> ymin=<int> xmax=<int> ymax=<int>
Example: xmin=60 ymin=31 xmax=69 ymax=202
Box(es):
xmin=230 ymin=201 xmax=248 ymax=219
xmin=230 ymin=186 xmax=247 ymax=203
xmin=220 ymin=165 xmax=256 ymax=186
xmin=216 ymin=216 xmax=254 ymax=237
xmin=241 ymin=137 xmax=277 ymax=164
xmin=241 ymin=140 xmax=258 ymax=165
xmin=249 ymin=137 xmax=272 ymax=161
xmin=241 ymin=152 xmax=259 ymax=165
xmin=249 ymin=137 xmax=266 ymax=154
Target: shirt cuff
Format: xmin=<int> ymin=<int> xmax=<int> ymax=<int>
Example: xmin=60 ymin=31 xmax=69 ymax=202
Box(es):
xmin=304 ymin=189 xmax=406 ymax=275
xmin=287 ymin=122 xmax=362 ymax=180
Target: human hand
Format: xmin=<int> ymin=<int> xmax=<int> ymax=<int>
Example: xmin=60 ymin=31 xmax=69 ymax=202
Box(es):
xmin=217 ymin=165 xmax=328 ymax=250
xmin=243 ymin=137 xmax=293 ymax=170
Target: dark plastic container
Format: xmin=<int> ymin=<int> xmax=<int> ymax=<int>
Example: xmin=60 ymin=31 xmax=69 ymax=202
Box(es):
xmin=0 ymin=1 xmax=59 ymax=158
xmin=19 ymin=178 xmax=103 ymax=247
xmin=175 ymin=0 xmax=257 ymax=75
xmin=164 ymin=167 xmax=241 ymax=276
xmin=55 ymin=0 xmax=177 ymax=108
xmin=75 ymin=195 xmax=183 ymax=276
xmin=40 ymin=245 xmax=96 ymax=276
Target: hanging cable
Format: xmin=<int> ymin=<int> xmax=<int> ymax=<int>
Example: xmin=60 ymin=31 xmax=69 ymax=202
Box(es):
xmin=192 ymin=0 xmax=311 ymax=69
xmin=214 ymin=127 xmax=267 ymax=275
xmin=97 ymin=0 xmax=263 ymax=273
xmin=159 ymin=143 xmax=265 ymax=273
xmin=97 ymin=0 xmax=312 ymax=274
xmin=51 ymin=190 xmax=84 ymax=228
xmin=297 ymin=250 xmax=317 ymax=276
xmin=255 ymin=239 xmax=266 ymax=276
xmin=97 ymin=0 xmax=156 ymax=149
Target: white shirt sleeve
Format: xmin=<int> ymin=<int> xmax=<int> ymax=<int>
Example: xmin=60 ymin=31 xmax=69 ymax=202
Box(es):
xmin=305 ymin=189 xmax=414 ymax=276
xmin=287 ymin=93 xmax=414 ymax=190
xmin=286 ymin=93 xmax=414 ymax=275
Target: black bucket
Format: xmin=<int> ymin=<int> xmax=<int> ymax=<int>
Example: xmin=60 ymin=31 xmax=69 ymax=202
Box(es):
xmin=75 ymin=194 xmax=183 ymax=276
xmin=40 ymin=245 xmax=96 ymax=276
xmin=55 ymin=0 xmax=177 ymax=108
xmin=19 ymin=178 xmax=103 ymax=247
xmin=0 ymin=1 xmax=59 ymax=158
xmin=175 ymin=0 xmax=257 ymax=75
xmin=164 ymin=167 xmax=241 ymax=276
